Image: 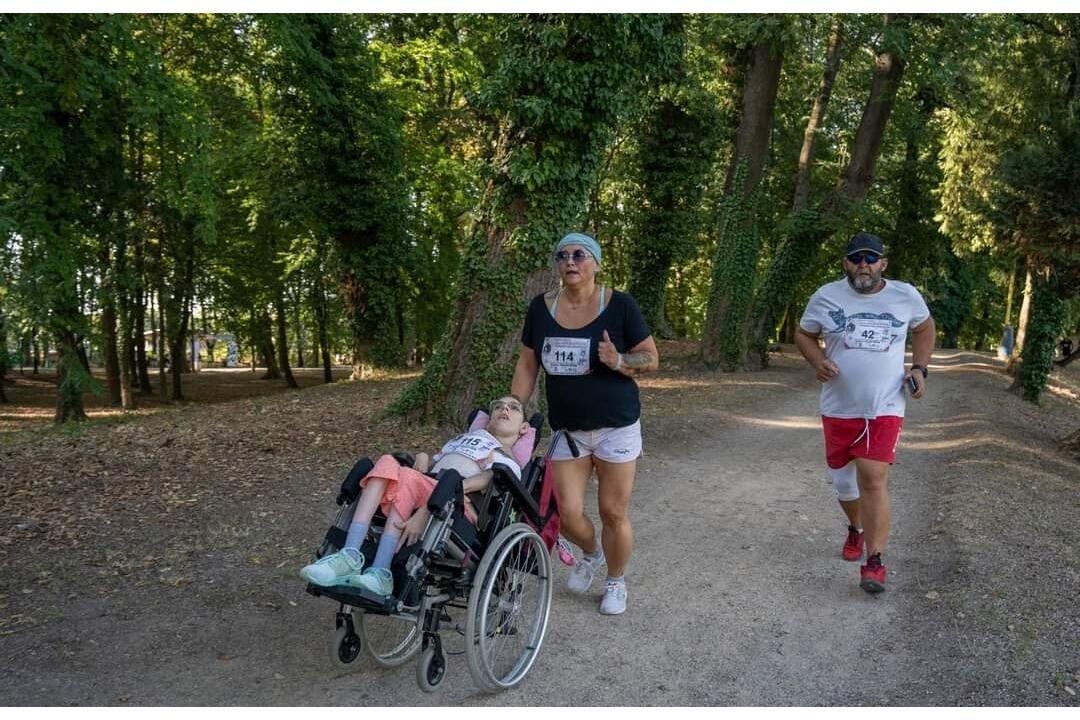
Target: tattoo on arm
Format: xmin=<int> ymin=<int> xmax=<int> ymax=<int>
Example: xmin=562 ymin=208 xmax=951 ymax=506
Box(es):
xmin=619 ymin=350 xmax=655 ymax=375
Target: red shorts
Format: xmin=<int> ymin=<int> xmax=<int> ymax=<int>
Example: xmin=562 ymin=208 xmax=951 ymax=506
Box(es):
xmin=361 ymin=454 xmax=477 ymax=524
xmin=821 ymin=415 xmax=903 ymax=469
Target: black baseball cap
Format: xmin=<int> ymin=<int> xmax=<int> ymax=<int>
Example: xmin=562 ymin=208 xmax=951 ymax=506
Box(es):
xmin=844 ymin=232 xmax=885 ymax=257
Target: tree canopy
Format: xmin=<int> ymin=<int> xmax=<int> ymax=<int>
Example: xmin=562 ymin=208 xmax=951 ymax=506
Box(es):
xmin=1 ymin=12 xmax=1077 ymax=422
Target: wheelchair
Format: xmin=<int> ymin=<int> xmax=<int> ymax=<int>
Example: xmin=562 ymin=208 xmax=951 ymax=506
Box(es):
xmin=304 ymin=411 xmax=556 ymax=693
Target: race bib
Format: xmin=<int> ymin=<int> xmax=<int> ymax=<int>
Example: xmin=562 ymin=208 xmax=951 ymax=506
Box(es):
xmin=541 ymin=336 xmax=591 ymax=376
xmin=844 ymin=318 xmax=893 ymax=352
xmin=439 ymin=432 xmax=501 ymax=463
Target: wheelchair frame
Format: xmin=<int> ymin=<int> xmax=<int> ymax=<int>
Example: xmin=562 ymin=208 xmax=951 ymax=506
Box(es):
xmin=305 ymin=413 xmax=555 ymax=693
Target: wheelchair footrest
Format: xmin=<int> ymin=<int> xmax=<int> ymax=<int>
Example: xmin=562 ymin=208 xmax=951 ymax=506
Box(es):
xmin=304 ymin=582 xmax=398 ymax=612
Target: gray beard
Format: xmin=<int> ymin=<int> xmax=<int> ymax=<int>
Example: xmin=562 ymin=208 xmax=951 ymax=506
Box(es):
xmin=847 ymin=273 xmax=881 ymax=294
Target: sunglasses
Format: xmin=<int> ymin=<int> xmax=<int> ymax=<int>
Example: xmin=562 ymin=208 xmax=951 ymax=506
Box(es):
xmin=489 ymin=399 xmax=523 ymax=414
xmin=846 ymin=252 xmax=882 ymax=265
xmin=554 ymin=249 xmax=593 ymax=264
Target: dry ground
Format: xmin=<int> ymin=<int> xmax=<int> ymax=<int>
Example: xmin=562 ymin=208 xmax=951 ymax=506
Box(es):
xmin=0 ymin=342 xmax=1077 ymax=706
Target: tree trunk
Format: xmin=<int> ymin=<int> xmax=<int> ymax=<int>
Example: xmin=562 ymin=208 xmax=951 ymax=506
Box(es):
xmin=54 ymin=325 xmax=88 ymax=423
xmin=1004 ymin=256 xmax=1017 ymax=327
xmin=275 ymin=290 xmax=299 ymax=388
xmin=99 ymin=244 xmax=122 ymax=407
xmin=792 ymin=16 xmax=844 ymax=213
xmin=313 ymin=263 xmax=332 ymax=384
xmin=132 ymin=137 xmax=153 ymax=394
xmin=702 ymin=39 xmax=785 ymax=370
xmin=256 ymin=309 xmax=280 ymax=380
xmin=747 ymin=15 xmax=908 ymax=368
xmin=627 ymin=92 xmax=712 ymax=339
xmin=1011 ymin=267 xmax=1065 ymax=402
xmin=442 ymin=197 xmax=531 ymax=422
xmin=294 ymin=299 xmax=305 ymax=369
xmin=154 ymin=287 xmax=167 ymax=398
xmin=1007 ymin=264 xmax=1034 ymax=374
xmin=32 ymin=329 xmax=40 ymax=375
xmin=0 ymin=303 xmax=9 ymax=403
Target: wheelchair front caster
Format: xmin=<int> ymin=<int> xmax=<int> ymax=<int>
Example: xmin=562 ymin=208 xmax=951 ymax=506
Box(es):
xmin=329 ymin=613 xmax=364 ymax=672
xmin=417 ymin=645 xmax=447 ymax=692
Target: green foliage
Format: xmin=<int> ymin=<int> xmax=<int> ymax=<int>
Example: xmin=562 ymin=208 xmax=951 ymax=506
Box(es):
xmin=267 ymin=14 xmax=412 ymax=370
xmin=1018 ymin=270 xmax=1067 ymax=403
xmin=704 ymin=162 xmax=762 ymax=370
xmin=628 ymin=69 xmax=723 ymax=334
xmin=396 ymin=14 xmax=683 ymax=420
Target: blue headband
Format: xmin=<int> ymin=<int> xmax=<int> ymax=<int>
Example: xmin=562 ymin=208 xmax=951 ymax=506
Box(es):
xmin=555 ymin=232 xmax=602 ymax=266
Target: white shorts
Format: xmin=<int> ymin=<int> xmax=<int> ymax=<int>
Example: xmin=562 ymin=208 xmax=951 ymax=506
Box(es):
xmin=549 ymin=420 xmax=642 ymax=464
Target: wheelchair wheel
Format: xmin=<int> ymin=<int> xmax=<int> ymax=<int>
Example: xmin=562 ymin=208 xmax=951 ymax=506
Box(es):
xmin=416 ymin=645 xmax=447 ymax=693
xmin=464 ymin=522 xmax=552 ymax=691
xmin=359 ymin=611 xmax=421 ymax=667
xmin=329 ymin=616 xmax=364 ymax=672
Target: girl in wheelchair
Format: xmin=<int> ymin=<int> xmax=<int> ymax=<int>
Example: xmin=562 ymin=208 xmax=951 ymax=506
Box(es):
xmin=299 ymin=395 xmax=531 ymax=598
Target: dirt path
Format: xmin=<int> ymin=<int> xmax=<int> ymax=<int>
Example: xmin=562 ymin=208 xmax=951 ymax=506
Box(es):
xmin=1 ymin=346 xmax=1077 ymax=705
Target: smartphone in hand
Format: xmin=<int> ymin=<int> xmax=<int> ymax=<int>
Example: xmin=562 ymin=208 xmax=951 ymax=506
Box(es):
xmin=907 ymin=375 xmax=919 ymax=394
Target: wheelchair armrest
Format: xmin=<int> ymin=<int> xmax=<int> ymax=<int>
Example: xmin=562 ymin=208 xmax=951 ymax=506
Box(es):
xmin=427 ymin=468 xmax=464 ymax=520
xmin=337 ymin=457 xmax=374 ymax=506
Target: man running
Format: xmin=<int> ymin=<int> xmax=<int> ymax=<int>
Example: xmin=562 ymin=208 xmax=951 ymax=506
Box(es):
xmin=795 ymin=232 xmax=935 ymax=593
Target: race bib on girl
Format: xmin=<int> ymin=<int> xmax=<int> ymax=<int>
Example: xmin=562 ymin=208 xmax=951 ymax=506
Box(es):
xmin=844 ymin=318 xmax=893 ymax=352
xmin=541 ymin=336 xmax=591 ymax=375
xmin=438 ymin=431 xmax=501 ymax=463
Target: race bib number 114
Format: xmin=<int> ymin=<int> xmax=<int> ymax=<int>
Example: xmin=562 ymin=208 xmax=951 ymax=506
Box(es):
xmin=542 ymin=336 xmax=591 ymax=375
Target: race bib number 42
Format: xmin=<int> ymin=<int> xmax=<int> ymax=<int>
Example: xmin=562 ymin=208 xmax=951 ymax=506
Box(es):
xmin=541 ymin=336 xmax=591 ymax=375
xmin=844 ymin=318 xmax=893 ymax=352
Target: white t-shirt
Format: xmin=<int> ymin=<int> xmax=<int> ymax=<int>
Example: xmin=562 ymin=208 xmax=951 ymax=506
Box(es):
xmin=432 ymin=429 xmax=522 ymax=480
xmin=799 ymin=278 xmax=931 ymax=419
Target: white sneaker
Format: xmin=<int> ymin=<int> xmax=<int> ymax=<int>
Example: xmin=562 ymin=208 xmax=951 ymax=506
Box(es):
xmin=567 ymin=550 xmax=605 ymax=594
xmin=599 ymin=579 xmax=627 ymax=615
xmin=345 ymin=567 xmax=393 ymax=597
xmin=299 ymin=547 xmax=363 ymax=587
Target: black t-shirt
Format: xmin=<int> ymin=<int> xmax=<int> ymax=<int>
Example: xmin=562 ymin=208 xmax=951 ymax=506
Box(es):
xmin=521 ymin=289 xmax=651 ymax=432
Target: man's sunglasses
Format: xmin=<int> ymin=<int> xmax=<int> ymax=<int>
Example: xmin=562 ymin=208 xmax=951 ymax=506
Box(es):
xmin=846 ymin=252 xmax=882 ymax=265
xmin=554 ymin=249 xmax=593 ymax=264
xmin=489 ymin=399 xmax=523 ymax=414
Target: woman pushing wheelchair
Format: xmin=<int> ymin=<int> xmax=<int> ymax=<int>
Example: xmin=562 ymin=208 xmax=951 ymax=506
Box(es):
xmin=511 ymin=232 xmax=658 ymax=615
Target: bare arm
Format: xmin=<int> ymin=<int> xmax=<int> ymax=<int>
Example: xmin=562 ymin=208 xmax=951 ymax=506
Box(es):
xmin=909 ymin=317 xmax=935 ymax=368
xmin=795 ymin=328 xmax=839 ymax=383
xmin=599 ymin=331 xmax=659 ymax=376
xmin=905 ymin=316 xmax=936 ymax=399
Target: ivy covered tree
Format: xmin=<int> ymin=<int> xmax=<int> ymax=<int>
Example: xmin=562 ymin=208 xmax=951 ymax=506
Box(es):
xmin=627 ymin=18 xmax=721 ymax=338
xmin=701 ymin=15 xmax=789 ymax=370
xmin=395 ymin=14 xmax=682 ymax=423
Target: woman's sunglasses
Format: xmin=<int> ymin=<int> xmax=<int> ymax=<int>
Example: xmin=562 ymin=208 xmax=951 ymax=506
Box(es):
xmin=554 ymin=249 xmax=593 ymax=264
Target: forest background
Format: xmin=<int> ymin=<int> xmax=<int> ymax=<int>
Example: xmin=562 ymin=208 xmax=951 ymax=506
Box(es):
xmin=1 ymin=13 xmax=1077 ymax=431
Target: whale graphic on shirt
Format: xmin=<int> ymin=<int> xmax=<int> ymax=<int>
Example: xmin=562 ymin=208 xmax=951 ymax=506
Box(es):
xmin=826 ymin=309 xmax=905 ymax=345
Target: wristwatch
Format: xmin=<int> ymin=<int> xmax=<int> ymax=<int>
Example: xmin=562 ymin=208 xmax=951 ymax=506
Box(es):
xmin=910 ymin=364 xmax=928 ymax=378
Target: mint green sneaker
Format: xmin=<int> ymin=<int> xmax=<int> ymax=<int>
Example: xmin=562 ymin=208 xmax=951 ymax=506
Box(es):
xmin=345 ymin=567 xmax=393 ymax=597
xmin=299 ymin=548 xmax=364 ymax=587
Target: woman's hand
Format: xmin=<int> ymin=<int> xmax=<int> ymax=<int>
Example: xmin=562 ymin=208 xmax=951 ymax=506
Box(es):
xmin=599 ymin=330 xmax=621 ymax=370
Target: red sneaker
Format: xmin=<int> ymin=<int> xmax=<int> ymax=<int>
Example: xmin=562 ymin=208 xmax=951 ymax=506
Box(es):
xmin=860 ymin=553 xmax=887 ymax=593
xmin=842 ymin=526 xmax=865 ymax=561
